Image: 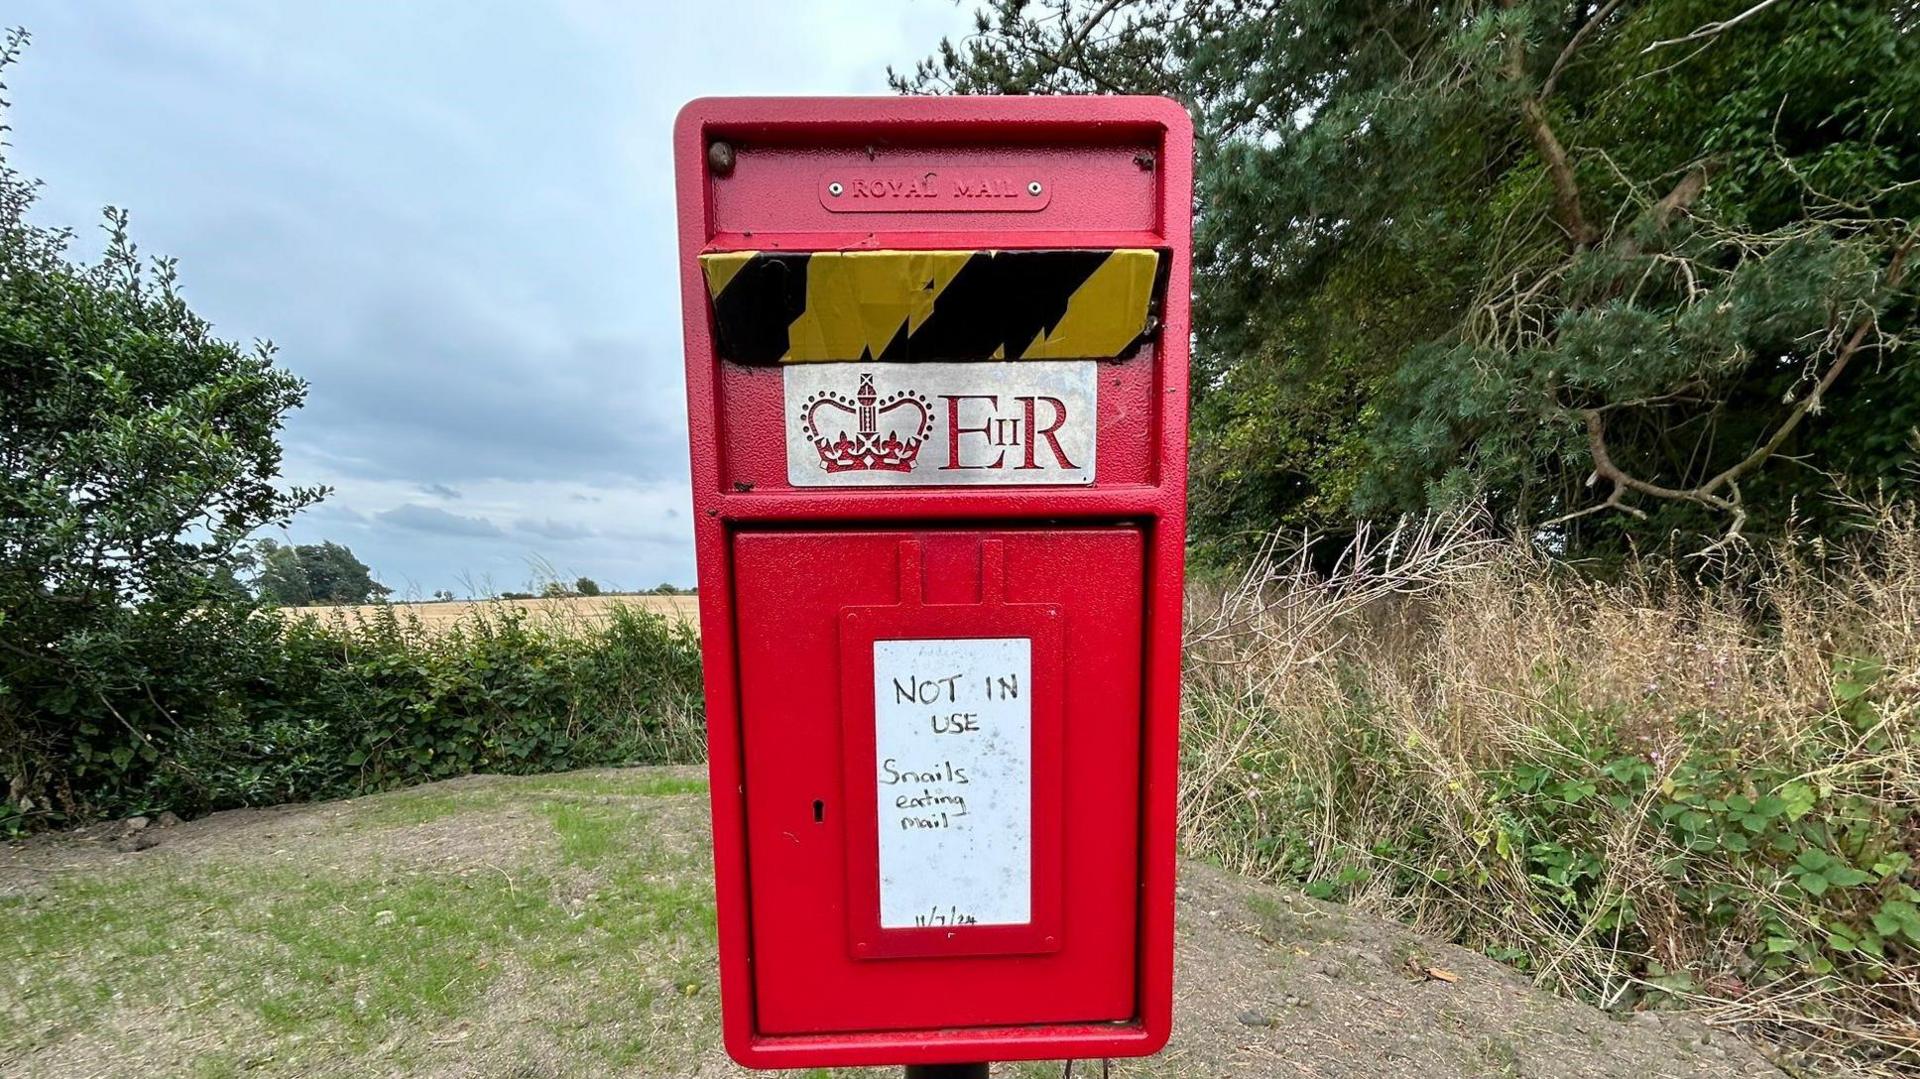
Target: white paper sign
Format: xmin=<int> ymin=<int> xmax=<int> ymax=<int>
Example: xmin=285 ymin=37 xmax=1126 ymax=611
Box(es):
xmin=872 ymin=637 xmax=1033 ymax=929
xmin=785 ymin=362 xmax=1096 ymax=487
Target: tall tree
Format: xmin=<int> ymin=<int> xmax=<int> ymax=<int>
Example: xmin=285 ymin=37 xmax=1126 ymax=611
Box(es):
xmin=252 ymin=539 xmax=389 ymax=606
xmin=897 ymin=1 xmax=1919 ymax=558
xmin=252 ymin=539 xmax=312 ymax=606
xmin=296 ymin=541 xmax=387 ymax=604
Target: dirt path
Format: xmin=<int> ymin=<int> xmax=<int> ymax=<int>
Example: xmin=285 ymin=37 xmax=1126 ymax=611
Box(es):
xmin=0 ymin=768 xmax=1783 ymax=1078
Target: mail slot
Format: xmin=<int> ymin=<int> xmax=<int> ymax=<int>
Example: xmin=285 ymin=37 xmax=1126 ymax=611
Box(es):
xmin=673 ymin=96 xmax=1193 ymax=1069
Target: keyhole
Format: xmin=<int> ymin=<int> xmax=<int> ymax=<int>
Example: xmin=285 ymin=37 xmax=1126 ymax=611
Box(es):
xmin=812 ymin=799 xmax=826 ymax=824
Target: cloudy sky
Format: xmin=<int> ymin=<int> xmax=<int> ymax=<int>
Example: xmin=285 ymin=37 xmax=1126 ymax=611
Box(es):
xmin=8 ymin=1 xmax=977 ymax=597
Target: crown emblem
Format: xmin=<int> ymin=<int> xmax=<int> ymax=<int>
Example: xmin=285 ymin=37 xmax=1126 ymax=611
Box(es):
xmin=800 ymin=373 xmax=931 ymax=473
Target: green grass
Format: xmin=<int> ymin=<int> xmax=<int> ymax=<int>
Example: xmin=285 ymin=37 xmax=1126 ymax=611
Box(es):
xmin=0 ymin=769 xmax=717 ymax=1074
xmin=518 ymin=773 xmax=709 ymax=799
xmin=3 ymin=860 xmax=545 ymax=1055
xmin=347 ymin=770 xmax=707 ymax=828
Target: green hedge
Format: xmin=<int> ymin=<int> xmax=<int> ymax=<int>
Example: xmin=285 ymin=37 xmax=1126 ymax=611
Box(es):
xmin=1 ymin=603 xmax=705 ymax=830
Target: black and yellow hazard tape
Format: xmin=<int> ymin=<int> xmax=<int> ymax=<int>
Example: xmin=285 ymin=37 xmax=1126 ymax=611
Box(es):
xmin=699 ymin=248 xmax=1166 ymax=363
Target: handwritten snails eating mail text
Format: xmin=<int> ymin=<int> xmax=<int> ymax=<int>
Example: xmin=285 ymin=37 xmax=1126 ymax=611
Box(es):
xmin=872 ymin=637 xmax=1033 ymax=929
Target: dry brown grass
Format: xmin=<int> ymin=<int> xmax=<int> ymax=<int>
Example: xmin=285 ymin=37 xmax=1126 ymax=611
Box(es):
xmin=283 ymin=594 xmax=701 ymax=635
xmin=1180 ymin=510 xmax=1920 ymax=1077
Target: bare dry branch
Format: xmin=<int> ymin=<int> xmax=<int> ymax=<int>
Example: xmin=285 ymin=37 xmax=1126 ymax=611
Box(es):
xmin=1058 ymin=0 xmax=1126 ymax=66
xmin=1520 ymin=99 xmax=1596 ymax=248
xmin=1564 ymin=227 xmax=1918 ymax=539
xmin=1502 ymin=0 xmax=1596 ymax=248
xmin=1024 ymin=0 xmax=1130 ymax=94
xmin=1642 ymin=0 xmax=1788 ymax=54
xmin=1542 ymin=0 xmax=1628 ymax=101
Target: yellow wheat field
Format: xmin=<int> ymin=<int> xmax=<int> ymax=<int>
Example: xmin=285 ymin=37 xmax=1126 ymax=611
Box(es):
xmin=282 ymin=594 xmax=701 ymax=635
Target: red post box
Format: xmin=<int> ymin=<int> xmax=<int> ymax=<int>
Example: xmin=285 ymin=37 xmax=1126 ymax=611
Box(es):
xmin=673 ymin=96 xmax=1192 ymax=1070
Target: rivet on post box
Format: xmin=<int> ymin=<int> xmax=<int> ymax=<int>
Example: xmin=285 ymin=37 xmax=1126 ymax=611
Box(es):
xmin=673 ymin=96 xmax=1193 ymax=1071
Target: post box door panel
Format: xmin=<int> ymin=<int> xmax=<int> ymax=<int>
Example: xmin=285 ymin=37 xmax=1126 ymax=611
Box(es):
xmin=733 ymin=528 xmax=1144 ymax=1035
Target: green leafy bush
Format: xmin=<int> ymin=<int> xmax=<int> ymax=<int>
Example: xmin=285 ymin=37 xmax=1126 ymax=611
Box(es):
xmin=5 ymin=599 xmax=705 ymax=829
xmin=0 ymin=28 xmax=320 ymax=829
xmin=140 ymin=603 xmax=707 ymax=822
xmin=1477 ymin=680 xmax=1916 ymax=993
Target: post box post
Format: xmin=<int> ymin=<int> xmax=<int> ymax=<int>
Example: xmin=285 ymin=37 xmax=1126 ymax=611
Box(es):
xmin=904 ymin=1064 xmax=989 ymax=1079
xmin=674 ymin=95 xmax=1193 ymax=1071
